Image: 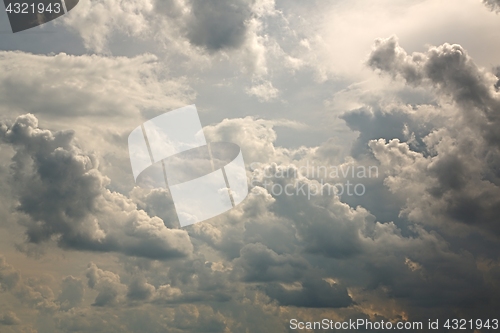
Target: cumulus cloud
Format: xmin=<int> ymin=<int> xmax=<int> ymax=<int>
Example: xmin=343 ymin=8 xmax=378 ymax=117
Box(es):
xmin=59 ymin=0 xmax=289 ymax=78
xmin=0 ymin=114 xmax=193 ymax=259
xmin=126 ymin=276 xmax=156 ymax=301
xmin=62 ymin=0 xmax=257 ymax=53
xmin=2 ymin=1 xmax=500 ymax=331
xmin=368 ymin=36 xmax=500 ymax=145
xmin=86 ymin=262 xmax=184 ymax=306
xmin=86 ymin=263 xmax=127 ymax=306
xmin=62 ymin=0 xmax=155 ymax=52
xmin=241 ymin=160 xmax=500 ymax=317
xmin=366 ymin=36 xmax=500 ymax=238
xmin=62 ymin=0 xmax=268 ymax=63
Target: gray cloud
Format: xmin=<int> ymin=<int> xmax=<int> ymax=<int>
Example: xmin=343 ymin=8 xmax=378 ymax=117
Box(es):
xmin=86 ymin=263 xmax=127 ymax=307
xmin=265 ymin=278 xmax=352 ymax=308
xmin=185 ymin=0 xmax=252 ymax=51
xmin=2 ymin=1 xmax=500 ymax=331
xmin=0 ymin=256 xmax=20 ymax=291
xmin=366 ymin=36 xmax=500 ymax=238
xmin=234 ymin=243 xmax=308 ymax=282
xmin=484 ymin=0 xmax=500 ymax=12
xmin=0 ymin=114 xmax=192 ymax=260
xmin=126 ymin=276 xmax=155 ymax=301
xmin=0 ymin=255 xmax=59 ymax=313
xmin=368 ymin=36 xmax=500 ymax=147
xmin=58 ymin=276 xmax=85 ymax=311
xmin=0 ymin=311 xmax=21 ymax=326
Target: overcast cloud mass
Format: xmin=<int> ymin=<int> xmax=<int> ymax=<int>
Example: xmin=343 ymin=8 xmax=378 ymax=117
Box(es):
xmin=0 ymin=0 xmax=500 ymax=332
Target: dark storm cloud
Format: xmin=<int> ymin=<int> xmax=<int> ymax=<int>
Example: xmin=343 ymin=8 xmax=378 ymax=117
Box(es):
xmin=184 ymin=0 xmax=253 ymax=51
xmin=0 ymin=114 xmax=192 ymax=260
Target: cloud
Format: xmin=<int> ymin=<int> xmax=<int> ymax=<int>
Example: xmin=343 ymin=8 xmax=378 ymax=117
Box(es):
xmin=366 ymin=36 xmax=500 ymax=238
xmin=265 ymin=278 xmax=352 ymax=308
xmin=59 ymin=0 xmax=287 ymax=78
xmin=61 ymin=0 xmax=266 ymax=60
xmin=0 ymin=51 xmax=193 ymax=121
xmin=2 ymin=2 xmax=500 ymax=331
xmin=0 ymin=311 xmax=21 ymax=326
xmin=86 ymin=262 xmax=184 ymax=306
xmin=86 ymin=263 xmax=127 ymax=306
xmin=0 ymin=255 xmax=59 ymax=313
xmin=484 ymin=0 xmax=500 ymax=12
xmin=0 ymin=256 xmax=20 ymax=291
xmin=246 ymin=80 xmax=279 ymax=102
xmin=185 ymin=0 xmax=252 ymax=51
xmin=58 ymin=276 xmax=85 ymax=311
xmin=0 ymin=114 xmax=193 ymax=260
xmin=62 ymin=0 xmax=256 ymax=53
xmin=126 ymin=276 xmax=156 ymax=301
xmin=62 ymin=0 xmax=155 ymax=52
xmin=234 ymin=243 xmax=308 ymax=282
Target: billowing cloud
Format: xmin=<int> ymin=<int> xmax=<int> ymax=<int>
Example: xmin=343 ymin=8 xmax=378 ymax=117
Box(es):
xmin=86 ymin=263 xmax=127 ymax=306
xmin=0 ymin=114 xmax=193 ymax=259
xmin=2 ymin=1 xmax=500 ymax=330
xmin=366 ymin=36 xmax=500 ymax=238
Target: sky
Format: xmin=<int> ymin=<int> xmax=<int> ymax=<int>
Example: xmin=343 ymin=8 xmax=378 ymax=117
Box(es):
xmin=0 ymin=0 xmax=500 ymax=332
